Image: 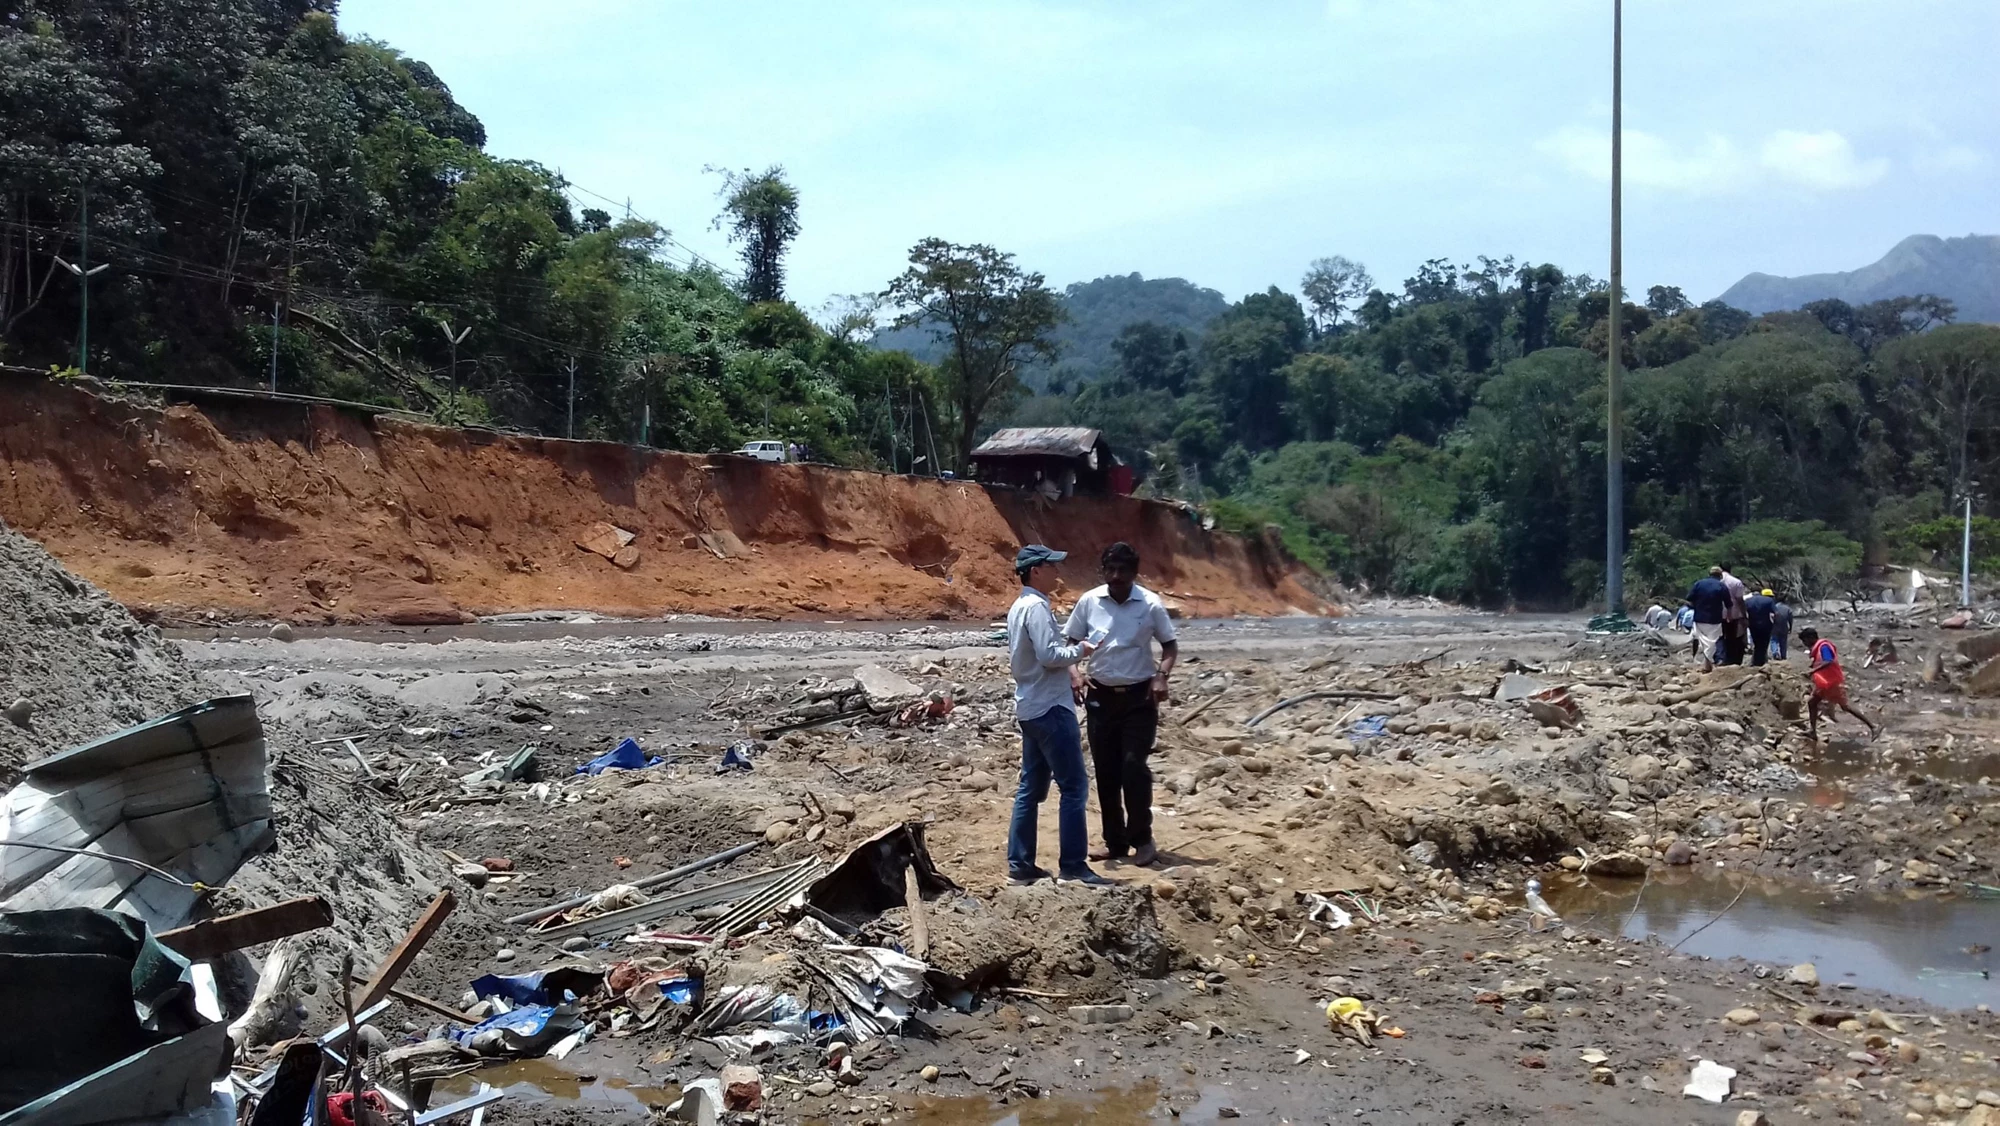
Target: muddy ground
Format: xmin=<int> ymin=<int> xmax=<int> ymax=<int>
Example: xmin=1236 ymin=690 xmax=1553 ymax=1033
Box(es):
xmin=148 ymin=601 xmax=2000 ymax=1126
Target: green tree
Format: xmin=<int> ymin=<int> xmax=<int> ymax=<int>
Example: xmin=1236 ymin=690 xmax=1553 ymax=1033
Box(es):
xmin=1300 ymin=255 xmax=1372 ymax=333
xmin=882 ymin=238 xmax=1064 ymax=468
xmin=711 ymin=165 xmax=800 ymax=304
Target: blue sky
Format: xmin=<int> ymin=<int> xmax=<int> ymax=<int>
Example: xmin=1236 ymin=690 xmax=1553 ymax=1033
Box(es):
xmin=337 ymin=0 xmax=1997 ymax=313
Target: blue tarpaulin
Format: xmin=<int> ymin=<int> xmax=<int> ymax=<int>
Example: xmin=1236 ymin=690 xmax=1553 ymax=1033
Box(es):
xmin=576 ymin=737 xmax=661 ymax=776
xmin=470 ymin=967 xmax=604 ymax=1006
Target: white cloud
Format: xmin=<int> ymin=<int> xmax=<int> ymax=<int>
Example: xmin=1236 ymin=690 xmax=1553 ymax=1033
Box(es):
xmin=1759 ymin=130 xmax=1888 ymax=190
xmin=1912 ymin=143 xmax=1990 ymax=174
xmin=1539 ymin=125 xmax=1889 ymax=195
xmin=1537 ymin=125 xmax=1748 ymax=195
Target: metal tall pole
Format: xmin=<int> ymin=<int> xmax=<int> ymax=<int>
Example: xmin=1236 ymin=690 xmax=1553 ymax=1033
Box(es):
xmin=438 ymin=321 xmax=470 ymax=419
xmin=54 ymin=185 xmax=110 ymax=375
xmin=1963 ymin=492 xmax=1974 ymax=608
xmin=1604 ymin=0 xmax=1626 ymax=614
xmin=269 ymin=298 xmax=281 ymax=391
xmin=566 ymin=356 xmax=577 ymax=439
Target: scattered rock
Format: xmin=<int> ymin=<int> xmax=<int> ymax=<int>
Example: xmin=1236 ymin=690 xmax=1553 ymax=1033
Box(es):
xmin=1664 ymin=840 xmax=1696 ymax=865
xmin=765 ymin=821 xmax=799 ymax=845
xmin=4 ymin=697 xmax=32 ymax=728
xmin=495 ymin=948 xmax=516 ymax=963
xmin=721 ymin=1064 xmax=763 ymax=1112
xmin=1724 ymin=1008 xmax=1760 ymax=1026
xmin=1733 ymin=1113 xmax=1770 ymax=1126
xmin=920 ymin=1065 xmax=939 ymax=1083
xmin=1069 ymin=1004 xmax=1134 ymax=1025
xmin=1474 ymin=779 xmax=1520 ymax=806
xmin=268 ymin=622 xmax=297 ymax=642
xmin=451 ymin=861 xmax=491 ymax=887
xmin=1785 ymin=963 xmax=1819 ymax=988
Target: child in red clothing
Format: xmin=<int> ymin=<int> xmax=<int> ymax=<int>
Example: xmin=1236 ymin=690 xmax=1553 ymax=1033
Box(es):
xmin=1799 ymin=627 xmax=1877 ymax=742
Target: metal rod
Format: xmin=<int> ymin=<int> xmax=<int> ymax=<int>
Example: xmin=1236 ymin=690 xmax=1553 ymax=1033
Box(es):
xmin=503 ymin=840 xmax=764 ymax=926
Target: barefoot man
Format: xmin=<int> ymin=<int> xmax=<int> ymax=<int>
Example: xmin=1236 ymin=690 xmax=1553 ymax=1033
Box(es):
xmin=1064 ymin=541 xmax=1179 ymax=869
xmin=1799 ymin=627 xmax=1878 ymax=741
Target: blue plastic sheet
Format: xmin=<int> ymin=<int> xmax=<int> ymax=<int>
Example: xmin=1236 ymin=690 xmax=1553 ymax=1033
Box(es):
xmin=450 ymin=1003 xmax=582 ymax=1056
xmin=576 ymin=737 xmax=661 ymax=776
xmin=470 ymin=967 xmax=604 ymax=1006
xmin=1350 ymin=715 xmax=1390 ymax=738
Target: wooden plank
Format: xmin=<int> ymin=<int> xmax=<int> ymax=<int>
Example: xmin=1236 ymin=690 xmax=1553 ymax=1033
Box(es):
xmin=159 ymin=897 xmax=333 ymax=961
xmin=344 ymin=973 xmax=477 ymax=1024
xmin=356 ymin=890 xmax=456 ymax=1011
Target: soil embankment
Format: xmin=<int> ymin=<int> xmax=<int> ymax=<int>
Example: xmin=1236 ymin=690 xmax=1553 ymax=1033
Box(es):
xmin=0 ymin=377 xmax=1326 ymax=624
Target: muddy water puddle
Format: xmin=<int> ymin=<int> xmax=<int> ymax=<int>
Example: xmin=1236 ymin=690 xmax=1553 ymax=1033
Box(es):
xmin=1541 ymin=870 xmax=1999 ymax=1009
xmin=433 ymin=1057 xmax=678 ymax=1111
xmin=1791 ymin=736 xmax=2000 ymax=807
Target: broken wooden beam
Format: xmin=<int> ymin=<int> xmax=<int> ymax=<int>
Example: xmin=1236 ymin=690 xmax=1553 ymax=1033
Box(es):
xmin=346 ymin=973 xmax=478 ymax=1025
xmin=158 ymin=896 xmax=333 ymax=961
xmin=356 ymin=890 xmax=455 ymax=1011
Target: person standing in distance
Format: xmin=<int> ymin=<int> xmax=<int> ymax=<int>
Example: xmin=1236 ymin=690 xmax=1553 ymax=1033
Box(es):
xmin=1744 ymin=587 xmax=1778 ymax=668
xmin=1686 ymin=567 xmax=1729 ymax=673
xmin=1065 ymin=542 xmax=1180 ymax=868
xmin=1005 ymin=545 xmax=1108 ymax=886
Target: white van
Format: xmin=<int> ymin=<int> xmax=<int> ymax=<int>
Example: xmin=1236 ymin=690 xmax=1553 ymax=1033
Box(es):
xmin=736 ymin=440 xmax=787 ymax=463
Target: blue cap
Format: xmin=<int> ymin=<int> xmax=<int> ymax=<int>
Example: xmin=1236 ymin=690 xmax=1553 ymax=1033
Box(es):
xmin=1014 ymin=544 xmax=1067 ymax=570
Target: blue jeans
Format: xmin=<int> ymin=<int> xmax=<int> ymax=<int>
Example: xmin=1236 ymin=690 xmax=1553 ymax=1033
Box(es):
xmin=1007 ymin=705 xmax=1089 ymax=877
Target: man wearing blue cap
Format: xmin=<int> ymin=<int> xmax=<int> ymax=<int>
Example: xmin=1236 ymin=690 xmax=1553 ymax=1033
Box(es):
xmin=1005 ymin=544 xmax=1108 ymax=886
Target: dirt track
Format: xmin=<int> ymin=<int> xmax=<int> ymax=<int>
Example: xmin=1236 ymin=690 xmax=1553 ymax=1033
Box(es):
xmin=167 ymin=604 xmax=2000 ymax=1125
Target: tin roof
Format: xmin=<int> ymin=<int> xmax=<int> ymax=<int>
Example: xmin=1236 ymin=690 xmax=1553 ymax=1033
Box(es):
xmin=969 ymin=427 xmax=1105 ymax=460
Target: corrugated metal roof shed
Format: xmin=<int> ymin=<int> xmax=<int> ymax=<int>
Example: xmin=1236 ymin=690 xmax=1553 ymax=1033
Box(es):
xmin=969 ymin=427 xmax=1104 ymax=459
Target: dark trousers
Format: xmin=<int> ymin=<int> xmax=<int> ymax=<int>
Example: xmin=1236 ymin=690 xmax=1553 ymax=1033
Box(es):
xmin=1721 ymin=620 xmax=1746 ymax=666
xmin=1083 ymin=682 xmax=1158 ymax=854
xmin=1749 ymin=623 xmax=1772 ymax=667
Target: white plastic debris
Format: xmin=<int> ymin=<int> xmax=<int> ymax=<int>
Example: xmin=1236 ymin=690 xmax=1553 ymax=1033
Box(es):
xmin=1683 ymin=1059 xmax=1736 ymax=1103
xmin=1304 ymin=893 xmax=1352 ymax=929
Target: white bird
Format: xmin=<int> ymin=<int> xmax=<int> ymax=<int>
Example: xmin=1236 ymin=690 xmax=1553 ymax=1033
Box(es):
xmin=1524 ymin=878 xmax=1562 ymax=930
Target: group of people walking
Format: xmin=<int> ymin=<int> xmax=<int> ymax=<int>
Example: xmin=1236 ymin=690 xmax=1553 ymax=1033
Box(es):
xmin=1674 ymin=565 xmax=1793 ymax=671
xmin=1651 ymin=566 xmax=1875 ymax=741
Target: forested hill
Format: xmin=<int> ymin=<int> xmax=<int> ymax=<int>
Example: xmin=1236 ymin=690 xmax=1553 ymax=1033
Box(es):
xmin=6 ymin=3 xmax=2000 ymax=614
xmin=870 ymin=273 xmax=1228 ymax=390
xmin=0 ymin=0 xmax=935 ymax=468
xmin=1719 ymin=235 xmax=2000 ymax=323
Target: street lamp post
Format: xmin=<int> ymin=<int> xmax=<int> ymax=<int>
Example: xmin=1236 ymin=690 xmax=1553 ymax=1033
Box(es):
xmin=1604 ymin=0 xmax=1627 ymax=620
xmin=438 ymin=320 xmax=470 ymax=421
xmin=53 ymin=188 xmax=110 ymax=375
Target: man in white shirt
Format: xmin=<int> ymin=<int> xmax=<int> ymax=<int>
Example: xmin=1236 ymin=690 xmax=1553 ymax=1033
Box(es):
xmin=1064 ymin=542 xmax=1179 ymax=868
xmin=1005 ymin=544 xmax=1106 ymax=886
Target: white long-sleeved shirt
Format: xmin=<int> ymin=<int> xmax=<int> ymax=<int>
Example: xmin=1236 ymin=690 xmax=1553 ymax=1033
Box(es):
xmin=1008 ymin=586 xmax=1087 ymax=721
xmin=1063 ymin=583 xmax=1177 ymax=686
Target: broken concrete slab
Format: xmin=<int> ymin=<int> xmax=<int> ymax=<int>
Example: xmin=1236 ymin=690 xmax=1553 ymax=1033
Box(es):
xmin=1495 ymin=672 xmax=1550 ymax=703
xmin=853 ymin=664 xmax=922 ymax=712
xmin=575 ymin=522 xmax=636 ymax=560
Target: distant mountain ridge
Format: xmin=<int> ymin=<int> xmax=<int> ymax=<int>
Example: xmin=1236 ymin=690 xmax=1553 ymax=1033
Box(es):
xmin=870 ymin=272 xmax=1229 ymax=388
xmin=1718 ymin=234 xmax=2000 ymax=323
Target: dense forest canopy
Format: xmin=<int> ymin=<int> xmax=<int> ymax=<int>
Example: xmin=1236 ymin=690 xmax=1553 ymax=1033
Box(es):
xmin=4 ymin=1 xmax=1999 ymax=610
